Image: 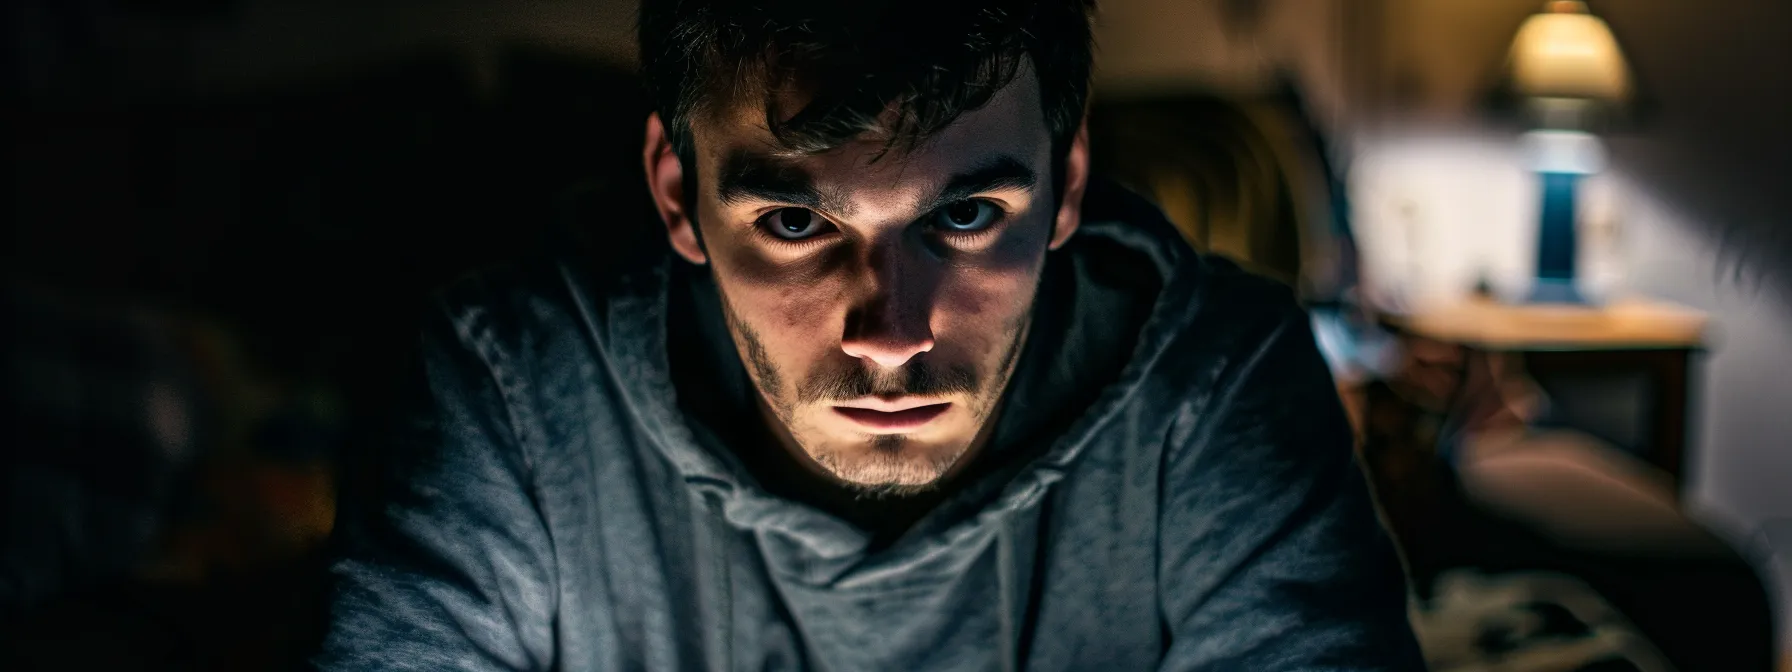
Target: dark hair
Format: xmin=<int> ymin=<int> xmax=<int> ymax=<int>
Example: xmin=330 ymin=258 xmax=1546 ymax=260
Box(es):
xmin=637 ymin=0 xmax=1097 ymax=161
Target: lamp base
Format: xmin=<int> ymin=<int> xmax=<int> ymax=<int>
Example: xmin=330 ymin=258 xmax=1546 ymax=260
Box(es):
xmin=1528 ymin=278 xmax=1588 ymax=304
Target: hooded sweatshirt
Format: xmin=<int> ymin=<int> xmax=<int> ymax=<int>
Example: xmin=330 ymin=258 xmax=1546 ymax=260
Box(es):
xmin=314 ymin=180 xmax=1423 ymax=671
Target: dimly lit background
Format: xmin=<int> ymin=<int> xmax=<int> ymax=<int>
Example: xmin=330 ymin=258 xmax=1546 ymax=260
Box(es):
xmin=7 ymin=0 xmax=1789 ymax=669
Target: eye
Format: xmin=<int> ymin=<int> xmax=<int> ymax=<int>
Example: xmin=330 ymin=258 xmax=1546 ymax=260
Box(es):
xmin=930 ymin=199 xmax=1000 ymax=233
xmin=758 ymin=207 xmax=835 ymax=241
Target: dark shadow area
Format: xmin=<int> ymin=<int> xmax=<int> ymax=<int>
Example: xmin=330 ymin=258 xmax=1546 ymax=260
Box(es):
xmin=7 ymin=41 xmax=649 ymax=668
xmin=1597 ymin=0 xmax=1792 ymax=301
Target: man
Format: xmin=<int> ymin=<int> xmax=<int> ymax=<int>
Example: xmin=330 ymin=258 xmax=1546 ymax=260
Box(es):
xmin=314 ymin=0 xmax=1422 ymax=668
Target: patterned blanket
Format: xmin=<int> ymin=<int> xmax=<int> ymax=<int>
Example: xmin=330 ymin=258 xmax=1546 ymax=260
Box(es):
xmin=1412 ymin=569 xmax=1676 ymax=672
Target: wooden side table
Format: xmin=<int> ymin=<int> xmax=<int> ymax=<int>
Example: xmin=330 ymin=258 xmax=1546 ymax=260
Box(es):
xmin=1385 ymin=297 xmax=1709 ymax=487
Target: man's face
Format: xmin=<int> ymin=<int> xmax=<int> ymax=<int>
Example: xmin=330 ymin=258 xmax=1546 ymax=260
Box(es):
xmin=645 ymin=69 xmax=1088 ymax=492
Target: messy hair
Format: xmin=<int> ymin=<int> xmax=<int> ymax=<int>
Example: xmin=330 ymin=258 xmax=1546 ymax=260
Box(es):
xmin=637 ymin=0 xmax=1097 ymax=161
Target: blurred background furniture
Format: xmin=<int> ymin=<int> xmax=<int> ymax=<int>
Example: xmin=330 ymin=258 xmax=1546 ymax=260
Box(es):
xmin=1387 ymin=295 xmax=1707 ymax=488
xmin=1090 ymin=88 xmax=1774 ymax=671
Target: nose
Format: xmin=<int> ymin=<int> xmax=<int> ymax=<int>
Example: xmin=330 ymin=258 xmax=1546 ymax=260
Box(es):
xmin=841 ymin=297 xmax=935 ymax=368
xmin=840 ymin=242 xmax=937 ymax=370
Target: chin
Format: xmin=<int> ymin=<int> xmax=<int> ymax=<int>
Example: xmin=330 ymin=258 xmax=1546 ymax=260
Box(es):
xmin=808 ymin=435 xmax=966 ymax=496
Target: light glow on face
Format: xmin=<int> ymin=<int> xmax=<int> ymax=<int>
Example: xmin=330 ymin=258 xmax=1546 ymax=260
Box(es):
xmin=690 ymin=70 xmax=1059 ymax=493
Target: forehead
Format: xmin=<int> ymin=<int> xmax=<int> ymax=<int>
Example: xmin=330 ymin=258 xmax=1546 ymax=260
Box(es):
xmin=689 ymin=68 xmax=1051 ymax=202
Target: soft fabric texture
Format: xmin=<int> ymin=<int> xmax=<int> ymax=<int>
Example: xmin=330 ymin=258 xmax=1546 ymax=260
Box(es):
xmin=314 ymin=181 xmax=1423 ymax=670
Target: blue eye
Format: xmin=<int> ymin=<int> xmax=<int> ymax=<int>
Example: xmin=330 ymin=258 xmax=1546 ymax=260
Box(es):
xmin=932 ymin=200 xmax=1000 ymax=233
xmin=760 ymin=208 xmax=834 ymax=241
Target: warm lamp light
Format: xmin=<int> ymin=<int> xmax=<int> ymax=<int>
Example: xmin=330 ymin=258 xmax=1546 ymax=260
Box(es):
xmin=1510 ymin=0 xmax=1631 ymax=106
xmin=1507 ymin=1 xmax=1631 ymax=303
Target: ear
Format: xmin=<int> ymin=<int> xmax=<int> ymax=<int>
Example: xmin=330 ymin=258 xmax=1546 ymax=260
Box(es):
xmin=1048 ymin=119 xmax=1090 ymax=251
xmin=644 ymin=113 xmax=707 ymax=264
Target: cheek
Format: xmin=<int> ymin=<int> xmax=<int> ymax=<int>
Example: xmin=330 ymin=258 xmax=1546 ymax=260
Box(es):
xmin=940 ymin=215 xmax=1050 ymax=321
xmin=708 ymin=212 xmax=859 ymax=331
xmin=713 ymin=254 xmax=850 ymax=380
xmin=938 ymin=256 xmax=1044 ymax=357
xmin=938 ymin=271 xmax=1037 ymax=339
xmin=721 ymin=254 xmax=849 ymax=330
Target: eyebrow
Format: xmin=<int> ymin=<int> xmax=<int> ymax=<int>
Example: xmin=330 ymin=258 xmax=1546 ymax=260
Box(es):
xmin=716 ymin=151 xmax=853 ymax=216
xmin=920 ymin=156 xmax=1039 ymax=214
xmin=714 ymin=152 xmax=1039 ymax=219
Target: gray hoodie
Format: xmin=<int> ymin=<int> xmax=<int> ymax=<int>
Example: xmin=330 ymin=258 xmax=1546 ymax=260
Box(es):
xmin=314 ymin=182 xmax=1423 ymax=670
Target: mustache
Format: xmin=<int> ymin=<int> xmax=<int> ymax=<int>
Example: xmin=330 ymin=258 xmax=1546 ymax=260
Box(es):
xmin=797 ymin=358 xmax=979 ymax=404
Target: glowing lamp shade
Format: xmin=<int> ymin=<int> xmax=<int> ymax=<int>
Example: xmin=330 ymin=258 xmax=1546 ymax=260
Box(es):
xmin=1509 ymin=1 xmax=1631 ymax=103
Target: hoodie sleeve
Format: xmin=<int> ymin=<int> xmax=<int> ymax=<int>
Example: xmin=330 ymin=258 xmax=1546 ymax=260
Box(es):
xmin=1156 ymin=306 xmax=1424 ymax=671
xmin=313 ymin=298 xmax=556 ymax=671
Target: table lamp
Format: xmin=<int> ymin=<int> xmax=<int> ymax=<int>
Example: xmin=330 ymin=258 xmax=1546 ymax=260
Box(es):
xmin=1507 ymin=0 xmax=1631 ymax=303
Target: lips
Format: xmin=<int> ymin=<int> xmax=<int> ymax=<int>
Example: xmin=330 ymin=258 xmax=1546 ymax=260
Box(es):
xmin=832 ymin=402 xmax=951 ymax=432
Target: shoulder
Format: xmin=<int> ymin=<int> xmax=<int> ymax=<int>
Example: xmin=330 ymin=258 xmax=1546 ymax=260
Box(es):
xmin=1184 ymin=256 xmax=1306 ymax=344
xmin=1077 ymin=178 xmax=1303 ymax=354
xmin=1069 ymin=180 xmax=1315 ymax=439
xmin=427 ymin=257 xmax=584 ymax=369
xmin=1136 ymin=256 xmax=1325 ymax=462
xmin=434 ymin=181 xmax=671 ymax=352
xmin=1146 ymin=254 xmax=1310 ymax=400
xmin=423 ymin=193 xmax=674 ymax=400
xmin=405 ymin=215 xmax=677 ymax=484
xmin=1158 ymin=265 xmax=1344 ymax=480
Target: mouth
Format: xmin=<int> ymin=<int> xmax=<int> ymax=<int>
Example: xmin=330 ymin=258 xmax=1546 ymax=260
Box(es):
xmin=831 ymin=401 xmax=952 ymax=432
